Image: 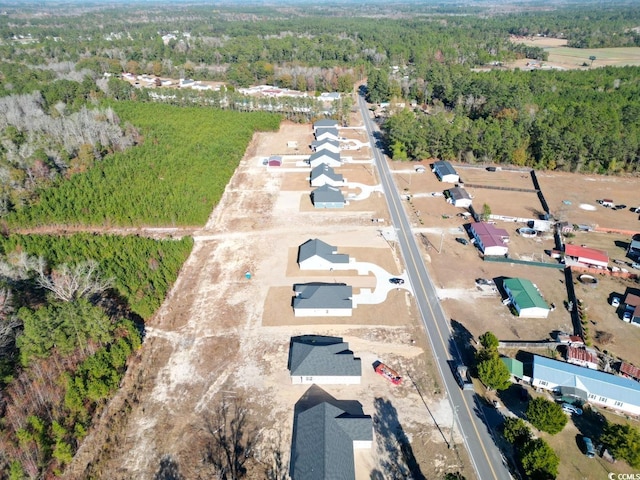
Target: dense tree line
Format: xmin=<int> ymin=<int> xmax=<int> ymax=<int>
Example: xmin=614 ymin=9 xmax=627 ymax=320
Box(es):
xmin=6 ymin=103 xmax=279 ymax=227
xmin=383 ymin=66 xmax=640 ymax=173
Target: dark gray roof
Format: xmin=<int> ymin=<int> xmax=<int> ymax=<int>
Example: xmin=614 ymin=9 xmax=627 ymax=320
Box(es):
xmin=310 ymin=164 xmax=344 ymax=183
xmin=447 ymin=186 xmax=470 ymax=201
xmin=315 ymin=127 xmax=339 ymax=138
xmin=311 ymin=139 xmax=340 ymax=150
xmin=314 ymin=119 xmax=339 ymax=129
xmin=290 ymin=385 xmax=372 ymax=480
xmin=289 ymin=335 xmax=361 ymax=377
xmin=298 ymin=238 xmax=349 ymax=265
xmin=433 ymin=160 xmax=457 ymax=177
xmin=311 ymin=184 xmax=345 ymax=204
xmin=310 ymin=150 xmax=341 ymax=164
xmin=293 ymin=283 xmax=352 ymax=310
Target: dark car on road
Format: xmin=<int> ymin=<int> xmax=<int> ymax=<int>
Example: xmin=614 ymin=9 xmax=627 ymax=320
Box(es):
xmin=455 ymin=237 xmax=469 ymax=245
xmin=389 ymin=278 xmax=405 ymax=285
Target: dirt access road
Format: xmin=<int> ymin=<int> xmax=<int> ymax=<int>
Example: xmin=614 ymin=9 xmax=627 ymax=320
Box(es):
xmin=65 ymin=119 xmax=471 ymax=479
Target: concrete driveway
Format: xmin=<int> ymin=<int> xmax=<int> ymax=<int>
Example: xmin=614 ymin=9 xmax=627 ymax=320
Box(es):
xmin=330 ymin=260 xmax=412 ymax=306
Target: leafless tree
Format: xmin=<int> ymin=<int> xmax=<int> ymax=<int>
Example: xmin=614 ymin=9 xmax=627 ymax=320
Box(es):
xmin=201 ymin=397 xmax=260 ymax=480
xmin=261 ymin=430 xmax=290 ymax=480
xmin=35 ymin=259 xmax=113 ymax=302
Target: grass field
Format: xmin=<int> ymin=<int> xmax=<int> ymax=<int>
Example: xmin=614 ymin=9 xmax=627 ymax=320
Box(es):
xmin=548 ymin=46 xmax=640 ymax=68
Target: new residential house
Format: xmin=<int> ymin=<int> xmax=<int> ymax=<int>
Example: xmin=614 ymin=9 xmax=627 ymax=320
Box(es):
xmin=290 ymin=385 xmax=373 ymax=480
xmin=432 ymin=160 xmax=459 ymax=183
xmin=309 ymin=150 xmax=342 ymax=168
xmin=445 ymin=186 xmax=472 ymax=208
xmin=311 ymin=185 xmax=345 ymax=208
xmin=469 ymin=222 xmax=510 ymax=256
xmin=532 ymin=355 xmax=640 ymax=416
xmin=313 ymin=119 xmax=339 ymax=131
xmin=297 ymin=238 xmax=349 ymax=270
xmin=293 ymin=283 xmax=353 ymax=317
xmin=315 ymin=127 xmax=340 ymax=142
xmin=310 ymin=164 xmax=345 ymax=188
xmin=311 ymin=139 xmax=341 ymax=154
xmin=289 ymin=335 xmax=362 ymax=385
xmin=623 ymin=293 xmax=640 ymax=326
xmin=563 ymin=244 xmax=609 ymax=269
xmin=503 ymin=278 xmax=550 ymax=318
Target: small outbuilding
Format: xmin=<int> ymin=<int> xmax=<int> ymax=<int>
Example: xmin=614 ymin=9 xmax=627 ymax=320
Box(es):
xmin=564 ymin=244 xmax=609 ymax=269
xmin=289 ymin=335 xmax=361 ymax=385
xmin=503 ymin=277 xmax=550 ymax=318
xmin=268 ymin=155 xmax=283 ymax=167
xmin=432 ymin=160 xmax=459 ymax=183
xmin=445 ymin=186 xmax=472 ymax=208
xmin=566 ymin=346 xmax=599 ymax=370
xmin=502 ymin=357 xmax=524 ymax=379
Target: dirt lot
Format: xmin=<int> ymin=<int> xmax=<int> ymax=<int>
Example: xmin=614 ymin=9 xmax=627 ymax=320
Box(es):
xmin=67 ymin=118 xmax=473 ymax=480
xmin=68 ymin=108 xmax=640 ymax=480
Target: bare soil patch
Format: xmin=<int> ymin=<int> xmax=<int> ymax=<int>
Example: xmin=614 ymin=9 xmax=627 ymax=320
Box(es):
xmin=72 ymin=115 xmax=473 ymax=479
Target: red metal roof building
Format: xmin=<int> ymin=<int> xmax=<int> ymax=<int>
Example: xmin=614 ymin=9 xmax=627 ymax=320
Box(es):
xmin=564 ymin=244 xmax=609 ymax=268
xmin=620 ymin=362 xmax=640 ymax=381
xmin=566 ymin=346 xmax=599 ymax=370
xmin=469 ymin=222 xmax=510 ymax=256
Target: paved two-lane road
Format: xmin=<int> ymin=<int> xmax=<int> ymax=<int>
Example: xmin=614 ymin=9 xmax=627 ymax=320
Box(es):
xmin=357 ymin=95 xmax=512 ymax=480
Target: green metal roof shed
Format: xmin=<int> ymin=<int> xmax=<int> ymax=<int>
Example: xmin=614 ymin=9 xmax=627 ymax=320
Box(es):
xmin=502 ymin=357 xmax=524 ymax=378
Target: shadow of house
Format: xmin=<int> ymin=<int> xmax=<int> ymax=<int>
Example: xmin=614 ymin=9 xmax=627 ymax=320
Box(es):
xmin=290 ymin=385 xmax=372 ymax=480
xmin=369 ymin=397 xmax=425 ymax=480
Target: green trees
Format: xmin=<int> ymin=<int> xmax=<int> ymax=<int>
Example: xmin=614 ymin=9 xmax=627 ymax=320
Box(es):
xmin=475 ymin=330 xmax=511 ymax=391
xmin=601 ymin=422 xmax=640 ymax=468
xmin=520 ymin=438 xmax=560 ymax=480
xmin=502 ymin=417 xmax=531 ymax=444
xmin=525 ymin=397 xmax=568 ymax=435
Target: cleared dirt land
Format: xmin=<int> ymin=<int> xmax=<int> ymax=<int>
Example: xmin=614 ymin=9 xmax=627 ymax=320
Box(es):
xmin=69 ymin=109 xmax=640 ymax=480
xmin=68 ymin=118 xmax=473 ymax=480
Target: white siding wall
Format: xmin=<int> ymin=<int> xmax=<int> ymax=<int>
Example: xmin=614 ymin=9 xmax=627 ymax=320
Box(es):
xmin=483 ymin=245 xmax=509 ymax=256
xmin=290 ymin=375 xmax=361 ymax=385
xmin=517 ymin=306 xmax=550 ymax=318
xmin=440 ymin=174 xmax=459 ymax=183
xmin=294 ymin=307 xmax=352 ymax=317
xmin=299 ymin=257 xmax=332 ymax=270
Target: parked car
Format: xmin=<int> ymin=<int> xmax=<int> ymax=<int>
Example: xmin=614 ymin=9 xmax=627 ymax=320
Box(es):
xmin=583 ymin=437 xmax=596 ymax=458
xmin=631 ymin=263 xmax=640 ymax=270
xmin=611 ymin=296 xmax=621 ymax=308
xmin=455 ymin=237 xmax=469 ymax=245
xmin=623 ymin=310 xmax=632 ymax=322
xmin=456 ymin=365 xmax=474 ymax=391
xmin=561 ymin=403 xmax=583 ymax=416
xmin=389 ymin=277 xmax=404 ymax=285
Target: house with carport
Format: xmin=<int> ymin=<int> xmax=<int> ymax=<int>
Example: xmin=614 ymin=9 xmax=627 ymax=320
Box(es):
xmin=298 ymin=238 xmax=349 ymax=270
xmin=503 ymin=277 xmax=550 ymax=318
xmin=288 ymin=335 xmax=361 ymax=385
xmin=309 ymin=150 xmax=342 ymax=168
xmin=432 ymin=160 xmax=459 ymax=183
xmin=310 ymin=164 xmax=344 ymax=188
xmin=445 ymin=186 xmax=472 ymax=208
xmin=311 ymin=185 xmax=345 ymax=209
xmin=532 ymin=355 xmax=640 ymax=416
xmin=469 ymin=222 xmax=509 ymax=256
xmin=293 ymin=283 xmax=352 ymax=317
xmin=290 ymin=385 xmax=372 ymax=480
xmin=563 ymin=244 xmax=609 ymax=269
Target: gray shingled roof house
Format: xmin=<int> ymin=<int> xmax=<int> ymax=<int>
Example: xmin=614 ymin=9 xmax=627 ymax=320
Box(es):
xmin=298 ymin=238 xmax=350 ymax=270
xmin=293 ymin=283 xmax=353 ymax=317
xmin=311 ymin=139 xmax=341 ymax=153
xmin=290 ymin=385 xmax=373 ymax=480
xmin=445 ymin=186 xmax=472 ymax=208
xmin=309 ymin=150 xmax=341 ymax=168
xmin=289 ymin=335 xmax=362 ymax=384
xmin=314 ymin=127 xmax=339 ymax=142
xmin=313 ymin=119 xmax=339 ymax=131
xmin=310 ymin=164 xmax=344 ymax=188
xmin=311 ymin=184 xmax=345 ymax=208
xmin=432 ymin=160 xmax=459 ymax=183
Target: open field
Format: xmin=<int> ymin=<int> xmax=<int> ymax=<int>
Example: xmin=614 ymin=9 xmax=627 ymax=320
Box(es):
xmin=508 ymin=36 xmax=640 ymax=69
